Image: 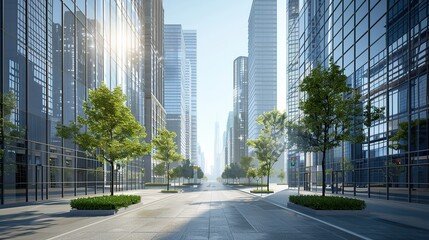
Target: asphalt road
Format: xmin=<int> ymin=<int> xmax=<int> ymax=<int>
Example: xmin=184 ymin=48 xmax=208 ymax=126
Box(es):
xmin=0 ymin=182 xmax=364 ymax=240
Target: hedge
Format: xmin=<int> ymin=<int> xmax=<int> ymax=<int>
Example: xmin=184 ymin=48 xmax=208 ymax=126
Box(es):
xmin=289 ymin=195 xmax=366 ymax=210
xmin=70 ymin=195 xmax=141 ymax=211
xmin=250 ymin=189 xmax=274 ymax=194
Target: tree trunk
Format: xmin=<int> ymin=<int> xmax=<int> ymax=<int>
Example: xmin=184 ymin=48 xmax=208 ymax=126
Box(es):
xmin=167 ymin=163 xmax=170 ymax=191
xmin=110 ymin=162 xmax=114 ymax=196
xmin=267 ymin=171 xmax=270 ymax=191
xmin=322 ymin=151 xmax=326 ymax=197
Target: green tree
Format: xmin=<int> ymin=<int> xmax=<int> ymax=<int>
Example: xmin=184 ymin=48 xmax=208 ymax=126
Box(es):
xmin=181 ymin=159 xmax=194 ymax=182
xmin=197 ymin=167 xmax=204 ymax=179
xmin=240 ymin=156 xmax=254 ymax=184
xmin=172 ymin=166 xmax=182 ymax=185
xmin=56 ymin=84 xmax=151 ymax=196
xmin=152 ymin=128 xmax=183 ymax=190
xmin=297 ymin=60 xmax=383 ymax=196
xmin=277 ymin=169 xmax=285 ymax=183
xmin=154 ymin=162 xmax=166 ymax=181
xmin=1 ymin=92 xmax=24 ymax=160
xmin=247 ymin=110 xmax=287 ymax=191
xmin=246 ymin=167 xmax=258 ymax=184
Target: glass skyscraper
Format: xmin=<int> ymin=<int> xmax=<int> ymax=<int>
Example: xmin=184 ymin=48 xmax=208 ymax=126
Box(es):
xmin=287 ymin=0 xmax=429 ymax=204
xmin=183 ymin=30 xmax=198 ymax=165
xmin=247 ymin=0 xmax=277 ymax=144
xmin=233 ymin=56 xmax=248 ymax=164
xmin=1 ymin=0 xmax=148 ymax=205
xmin=143 ymin=0 xmax=166 ymax=183
xmin=164 ymin=24 xmax=187 ymax=157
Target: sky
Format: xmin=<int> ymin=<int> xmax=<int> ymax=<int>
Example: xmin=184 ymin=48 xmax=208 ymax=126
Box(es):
xmin=164 ymin=0 xmax=286 ymax=174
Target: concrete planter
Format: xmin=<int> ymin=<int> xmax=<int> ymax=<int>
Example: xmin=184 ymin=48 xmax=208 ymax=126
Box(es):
xmin=69 ymin=209 xmax=117 ymax=216
xmin=287 ymin=202 xmax=369 ymax=216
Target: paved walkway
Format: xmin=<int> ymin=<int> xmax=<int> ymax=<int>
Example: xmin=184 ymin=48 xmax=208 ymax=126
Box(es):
xmin=235 ymin=184 xmax=429 ymax=240
xmin=1 ymin=183 xmax=359 ymax=240
xmin=1 ymin=183 xmax=428 ymax=239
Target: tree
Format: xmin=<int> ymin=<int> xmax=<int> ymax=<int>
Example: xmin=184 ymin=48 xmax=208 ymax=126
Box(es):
xmin=154 ymin=162 xmax=166 ymax=181
xmin=56 ymin=83 xmax=151 ymax=196
xmin=152 ymin=128 xmax=183 ymax=191
xmin=181 ymin=159 xmax=194 ymax=182
xmin=277 ymin=169 xmax=285 ymax=183
xmin=297 ymin=59 xmax=383 ymax=196
xmin=1 ymin=92 xmax=24 ymax=160
xmin=240 ymin=156 xmax=254 ymax=184
xmin=247 ymin=110 xmax=287 ymax=191
xmin=246 ymin=167 xmax=258 ymax=185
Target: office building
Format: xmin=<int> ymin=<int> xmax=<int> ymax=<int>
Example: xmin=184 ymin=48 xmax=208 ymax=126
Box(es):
xmin=164 ymin=24 xmax=192 ymax=159
xmin=247 ymin=0 xmax=277 ymax=144
xmin=143 ymin=0 xmax=166 ymax=183
xmin=233 ymin=56 xmax=248 ymax=164
xmin=286 ymin=0 xmax=429 ymax=203
xmin=1 ymin=0 xmax=147 ymax=204
xmin=183 ymin=30 xmax=198 ymax=164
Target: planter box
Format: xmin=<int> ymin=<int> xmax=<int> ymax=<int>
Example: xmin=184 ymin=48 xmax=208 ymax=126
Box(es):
xmin=69 ymin=209 xmax=117 ymax=216
xmin=287 ymin=202 xmax=369 ymax=216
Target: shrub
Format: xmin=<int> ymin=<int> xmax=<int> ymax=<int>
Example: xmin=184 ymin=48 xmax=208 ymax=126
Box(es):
xmin=145 ymin=182 xmax=169 ymax=186
xmin=289 ymin=195 xmax=366 ymax=210
xmin=250 ymin=189 xmax=274 ymax=194
xmin=161 ymin=189 xmax=180 ymax=193
xmin=70 ymin=195 xmax=141 ymax=211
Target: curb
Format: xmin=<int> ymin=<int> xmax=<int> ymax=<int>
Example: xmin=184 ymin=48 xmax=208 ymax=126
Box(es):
xmin=69 ymin=209 xmax=117 ymax=216
xmin=286 ymin=202 xmax=370 ymax=216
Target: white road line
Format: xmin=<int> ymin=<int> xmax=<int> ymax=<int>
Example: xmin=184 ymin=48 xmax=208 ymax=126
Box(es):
xmin=46 ymin=194 xmax=178 ymax=240
xmin=265 ymin=200 xmax=373 ymax=240
xmin=233 ymin=187 xmax=373 ymax=240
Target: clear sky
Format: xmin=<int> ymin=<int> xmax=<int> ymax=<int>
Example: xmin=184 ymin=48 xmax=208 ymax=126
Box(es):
xmin=164 ymin=0 xmax=286 ymax=174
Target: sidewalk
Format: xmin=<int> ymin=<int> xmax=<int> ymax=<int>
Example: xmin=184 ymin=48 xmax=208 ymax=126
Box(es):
xmin=237 ymin=184 xmax=429 ymax=239
xmin=0 ymin=189 xmax=176 ymax=240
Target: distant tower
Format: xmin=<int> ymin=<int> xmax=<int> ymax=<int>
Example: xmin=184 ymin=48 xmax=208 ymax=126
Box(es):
xmin=143 ymin=0 xmax=166 ymax=182
xmin=233 ymin=56 xmax=248 ymax=164
xmin=214 ymin=121 xmax=221 ymax=177
xmin=247 ymin=0 xmax=277 ymax=148
xmin=164 ymin=24 xmax=187 ymax=157
xmin=183 ymin=30 xmax=198 ymax=164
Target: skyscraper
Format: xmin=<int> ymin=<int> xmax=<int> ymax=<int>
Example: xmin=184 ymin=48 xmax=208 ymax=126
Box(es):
xmin=183 ymin=30 xmax=198 ymax=165
xmin=233 ymin=57 xmax=248 ymax=164
xmin=1 ymin=0 xmax=147 ymax=204
xmin=286 ymin=0 xmax=429 ymax=203
xmin=164 ymin=24 xmax=187 ymax=157
xmin=143 ymin=0 xmax=166 ymax=183
xmin=247 ymin=0 xmax=277 ymax=145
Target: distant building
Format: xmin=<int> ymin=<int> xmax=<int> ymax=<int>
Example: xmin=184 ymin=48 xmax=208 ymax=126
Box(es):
xmin=183 ymin=30 xmax=198 ymax=164
xmin=164 ymin=24 xmax=188 ymax=158
xmin=164 ymin=25 xmax=197 ymax=164
xmin=224 ymin=112 xmax=234 ymax=167
xmin=143 ymin=0 xmax=166 ymax=183
xmin=233 ymin=56 xmax=248 ymax=164
xmin=247 ymin=0 xmax=277 ymax=145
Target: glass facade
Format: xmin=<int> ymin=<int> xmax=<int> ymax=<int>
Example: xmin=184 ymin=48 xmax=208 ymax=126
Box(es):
xmin=164 ymin=24 xmax=187 ymax=158
xmin=248 ymin=0 xmax=277 ymax=143
xmin=143 ymin=0 xmax=166 ymax=183
xmin=183 ymin=30 xmax=198 ymax=165
xmin=287 ymin=0 xmax=429 ymax=204
xmin=1 ymin=0 xmax=147 ymax=204
xmin=233 ymin=56 xmax=248 ymax=164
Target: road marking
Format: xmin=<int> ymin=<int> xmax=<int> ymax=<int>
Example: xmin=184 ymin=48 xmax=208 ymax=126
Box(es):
xmin=46 ymin=194 xmax=178 ymax=240
xmin=265 ymin=199 xmax=373 ymax=240
xmin=233 ymin=187 xmax=373 ymax=240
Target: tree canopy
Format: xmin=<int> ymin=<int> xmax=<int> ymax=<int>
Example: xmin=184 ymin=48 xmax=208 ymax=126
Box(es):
xmin=294 ymin=59 xmax=383 ymax=196
xmin=152 ymin=128 xmax=183 ymax=190
xmin=247 ymin=110 xmax=287 ymax=191
xmin=57 ymin=83 xmax=151 ymax=195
